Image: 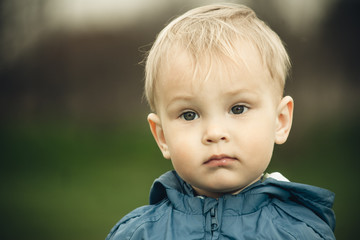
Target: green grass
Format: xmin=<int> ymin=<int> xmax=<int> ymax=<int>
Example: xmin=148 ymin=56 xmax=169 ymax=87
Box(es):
xmin=0 ymin=117 xmax=358 ymax=239
xmin=0 ymin=120 xmax=172 ymax=240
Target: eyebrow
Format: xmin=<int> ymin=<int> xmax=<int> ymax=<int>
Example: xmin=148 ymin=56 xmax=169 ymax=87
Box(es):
xmin=220 ymin=87 xmax=261 ymax=101
xmin=165 ymin=94 xmax=195 ymax=111
xmin=225 ymin=88 xmax=259 ymax=96
xmin=165 ymin=88 xmax=259 ymax=109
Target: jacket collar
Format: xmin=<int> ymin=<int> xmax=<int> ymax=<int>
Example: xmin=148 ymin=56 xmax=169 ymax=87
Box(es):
xmin=150 ymin=171 xmax=273 ymax=214
xmin=149 ymin=170 xmax=335 ymax=231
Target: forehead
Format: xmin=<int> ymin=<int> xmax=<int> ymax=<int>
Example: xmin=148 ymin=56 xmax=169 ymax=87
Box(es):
xmin=157 ymin=41 xmax=272 ymax=93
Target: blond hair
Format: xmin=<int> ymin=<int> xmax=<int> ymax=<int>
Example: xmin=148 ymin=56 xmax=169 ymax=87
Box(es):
xmin=144 ymin=3 xmax=290 ymax=111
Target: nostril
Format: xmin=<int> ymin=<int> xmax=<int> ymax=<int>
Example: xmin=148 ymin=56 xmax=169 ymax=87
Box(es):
xmin=206 ymin=136 xmax=227 ymax=143
xmin=203 ymin=129 xmax=229 ymax=144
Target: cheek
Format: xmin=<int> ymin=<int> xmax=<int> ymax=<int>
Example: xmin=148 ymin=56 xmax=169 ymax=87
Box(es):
xmin=243 ymin=136 xmax=274 ymax=165
xmin=164 ymin=126 xmax=197 ymax=160
xmin=166 ymin=137 xmax=197 ymax=181
xmin=238 ymin=119 xmax=276 ymax=159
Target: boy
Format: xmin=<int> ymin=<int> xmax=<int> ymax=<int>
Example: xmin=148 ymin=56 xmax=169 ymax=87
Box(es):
xmin=106 ymin=3 xmax=335 ymax=239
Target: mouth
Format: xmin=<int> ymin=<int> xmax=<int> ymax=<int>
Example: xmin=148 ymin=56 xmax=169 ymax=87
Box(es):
xmin=204 ymin=154 xmax=238 ymax=167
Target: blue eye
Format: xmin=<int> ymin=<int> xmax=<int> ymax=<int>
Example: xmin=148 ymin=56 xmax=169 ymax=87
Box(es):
xmin=231 ymin=105 xmax=248 ymax=114
xmin=181 ymin=111 xmax=198 ymax=121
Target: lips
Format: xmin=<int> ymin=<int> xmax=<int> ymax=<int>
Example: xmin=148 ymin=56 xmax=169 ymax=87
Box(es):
xmin=204 ymin=154 xmax=237 ymax=167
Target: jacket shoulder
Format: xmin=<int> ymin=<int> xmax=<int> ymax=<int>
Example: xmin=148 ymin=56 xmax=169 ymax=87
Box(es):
xmin=268 ymin=198 xmax=335 ymax=239
xmin=106 ymin=200 xmax=169 ymax=240
xmin=259 ymin=179 xmax=336 ymax=240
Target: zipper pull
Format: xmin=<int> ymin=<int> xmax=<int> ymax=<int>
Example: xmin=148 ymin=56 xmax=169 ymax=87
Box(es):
xmin=210 ymin=208 xmax=218 ymax=232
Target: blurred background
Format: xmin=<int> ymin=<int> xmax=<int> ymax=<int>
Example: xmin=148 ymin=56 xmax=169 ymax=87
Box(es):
xmin=0 ymin=0 xmax=359 ymax=239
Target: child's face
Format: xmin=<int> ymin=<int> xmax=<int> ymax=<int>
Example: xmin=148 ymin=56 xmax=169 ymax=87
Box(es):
xmin=148 ymin=44 xmax=293 ymax=198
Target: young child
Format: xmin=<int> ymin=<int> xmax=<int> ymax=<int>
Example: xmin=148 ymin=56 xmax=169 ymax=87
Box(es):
xmin=106 ymin=3 xmax=335 ymax=239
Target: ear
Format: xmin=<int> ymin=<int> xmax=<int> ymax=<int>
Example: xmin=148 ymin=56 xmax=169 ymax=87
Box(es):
xmin=147 ymin=113 xmax=171 ymax=159
xmin=275 ymin=96 xmax=294 ymax=144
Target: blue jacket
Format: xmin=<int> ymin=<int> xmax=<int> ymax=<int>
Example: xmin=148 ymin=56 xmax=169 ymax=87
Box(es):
xmin=106 ymin=171 xmax=335 ymax=239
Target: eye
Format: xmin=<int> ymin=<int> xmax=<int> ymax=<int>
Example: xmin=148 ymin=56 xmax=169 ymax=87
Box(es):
xmin=180 ymin=111 xmax=199 ymax=121
xmin=230 ymin=105 xmax=248 ymax=115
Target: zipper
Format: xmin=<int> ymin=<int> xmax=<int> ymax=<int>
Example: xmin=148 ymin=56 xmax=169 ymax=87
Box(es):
xmin=210 ymin=207 xmax=219 ymax=235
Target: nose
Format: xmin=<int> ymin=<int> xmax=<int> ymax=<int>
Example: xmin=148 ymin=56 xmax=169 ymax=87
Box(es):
xmin=202 ymin=122 xmax=230 ymax=144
